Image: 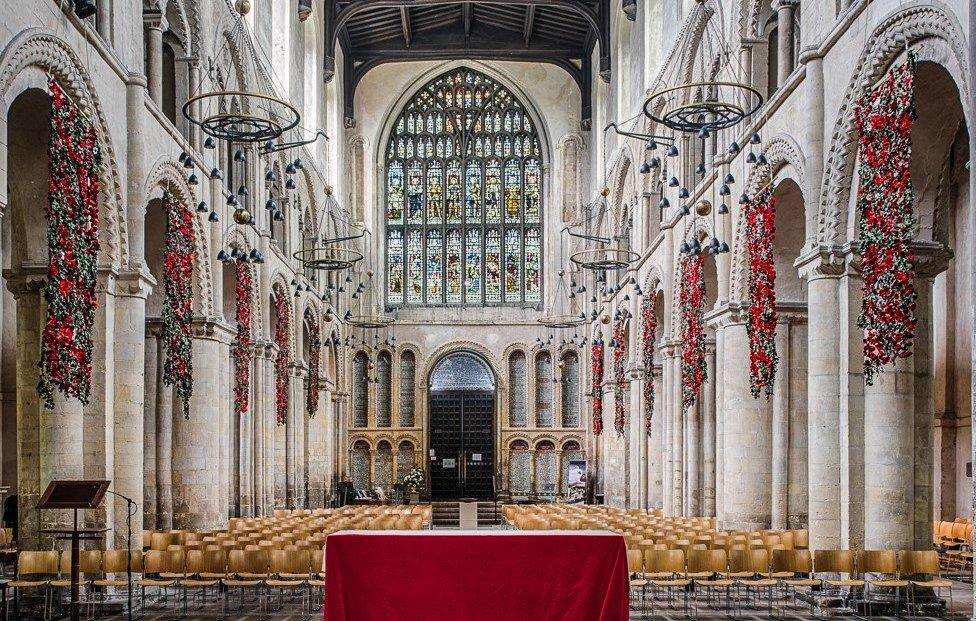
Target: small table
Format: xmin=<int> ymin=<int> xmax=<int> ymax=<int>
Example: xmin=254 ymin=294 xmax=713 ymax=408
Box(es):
xmin=325 ymin=530 xmax=629 ymax=621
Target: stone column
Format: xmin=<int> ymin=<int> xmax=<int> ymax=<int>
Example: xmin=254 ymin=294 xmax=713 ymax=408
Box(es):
xmin=237 ymin=345 xmax=254 ymax=517
xmin=720 ymin=312 xmax=772 ymax=530
xmin=714 ymin=328 xmax=726 ymax=522
xmin=186 ymin=58 xmax=202 ymax=151
xmin=800 ymin=50 xmax=825 ymax=246
xmin=799 ymin=252 xmax=844 ymax=548
xmin=913 ymin=262 xmax=941 ymax=550
xmin=253 ymin=341 xmax=275 ymax=515
xmin=154 ymin=335 xmax=174 ymax=531
xmin=112 ymin=271 xmax=152 ymax=547
xmin=143 ymin=13 xmax=167 ymax=109
xmin=739 ymin=40 xmax=757 ymax=107
xmin=863 ymin=358 xmax=914 ymax=549
xmin=96 ymin=0 xmax=111 ymax=43
xmin=774 ymin=0 xmax=798 ymax=86
xmin=686 ymin=400 xmax=700 ymax=517
xmin=648 ymin=363 xmax=664 ymax=509
xmin=787 ymin=317 xmax=809 ymax=528
xmin=669 ymin=346 xmax=683 ymax=515
xmin=143 ymin=330 xmax=159 ymax=530
xmin=702 ymin=342 xmax=716 ymax=517
xmin=770 ymin=319 xmax=791 ymax=530
xmin=288 ymin=363 xmax=307 ymax=507
xmin=660 ymin=346 xmax=673 ymax=516
xmin=172 ymin=319 xmax=233 ymax=530
xmin=7 ymin=275 xmax=43 ymax=549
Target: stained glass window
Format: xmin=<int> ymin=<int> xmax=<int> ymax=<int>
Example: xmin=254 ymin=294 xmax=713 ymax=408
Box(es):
xmin=386 ymin=67 xmax=544 ymax=306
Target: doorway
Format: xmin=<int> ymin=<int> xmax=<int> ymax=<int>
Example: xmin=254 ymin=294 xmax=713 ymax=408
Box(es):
xmin=428 ymin=353 xmax=496 ymax=501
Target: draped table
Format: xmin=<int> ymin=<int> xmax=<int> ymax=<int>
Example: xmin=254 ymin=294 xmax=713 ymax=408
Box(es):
xmin=324 ymin=530 xmax=629 ymax=621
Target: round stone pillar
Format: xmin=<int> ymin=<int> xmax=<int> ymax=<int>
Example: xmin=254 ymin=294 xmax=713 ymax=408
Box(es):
xmin=172 ymin=319 xmax=233 ymax=530
xmin=799 ymin=252 xmax=844 ymax=548
xmin=719 ymin=314 xmax=772 ymax=530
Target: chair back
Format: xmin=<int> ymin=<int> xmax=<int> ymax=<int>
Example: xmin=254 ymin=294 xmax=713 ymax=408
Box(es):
xmin=646 ymin=549 xmax=685 ymax=575
xmin=627 ymin=549 xmax=643 ymax=574
xmin=814 ymin=550 xmax=856 ymax=575
xmin=858 ymin=550 xmax=898 ymax=576
xmin=18 ymin=551 xmax=59 ymax=578
xmin=898 ymin=550 xmax=938 ymax=577
xmin=687 ymin=549 xmax=727 ymax=574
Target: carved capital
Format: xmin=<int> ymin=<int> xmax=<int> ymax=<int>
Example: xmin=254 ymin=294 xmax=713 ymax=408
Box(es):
xmin=191 ymin=317 xmax=235 ymax=343
xmin=912 ymin=242 xmax=952 ymax=279
xmin=795 ymin=246 xmax=848 ymax=280
xmin=143 ymin=11 xmax=168 ymax=31
xmin=115 ymin=268 xmax=156 ymax=299
xmin=2 ymin=265 xmax=46 ymax=298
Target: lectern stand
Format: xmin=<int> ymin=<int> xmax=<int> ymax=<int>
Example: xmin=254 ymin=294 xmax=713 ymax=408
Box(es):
xmin=37 ymin=480 xmax=110 ymax=621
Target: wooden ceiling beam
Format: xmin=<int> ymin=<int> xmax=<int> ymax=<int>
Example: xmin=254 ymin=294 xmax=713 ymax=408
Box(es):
xmin=400 ymin=6 xmax=412 ymax=47
xmin=462 ymin=2 xmax=472 ymax=37
xmin=523 ymin=5 xmax=536 ymax=47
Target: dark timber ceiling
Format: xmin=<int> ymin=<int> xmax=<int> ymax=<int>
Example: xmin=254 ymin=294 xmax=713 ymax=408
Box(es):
xmin=323 ymin=0 xmax=611 ymax=128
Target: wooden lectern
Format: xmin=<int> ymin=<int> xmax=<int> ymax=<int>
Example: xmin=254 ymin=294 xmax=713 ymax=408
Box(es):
xmin=37 ymin=480 xmax=110 ymax=621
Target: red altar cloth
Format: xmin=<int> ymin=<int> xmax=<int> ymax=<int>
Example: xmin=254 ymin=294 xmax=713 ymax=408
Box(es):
xmin=324 ymin=530 xmax=629 ymax=621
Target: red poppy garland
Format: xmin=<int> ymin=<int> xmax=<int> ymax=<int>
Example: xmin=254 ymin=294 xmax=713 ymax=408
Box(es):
xmin=746 ymin=185 xmax=778 ymax=399
xmin=853 ymin=56 xmax=918 ymax=385
xmin=233 ymin=258 xmax=253 ymax=416
xmin=306 ymin=319 xmax=320 ymax=418
xmin=38 ymin=78 xmax=102 ymax=407
xmin=611 ymin=316 xmax=628 ymax=436
xmin=590 ymin=337 xmax=604 ymax=436
xmin=273 ymin=286 xmax=291 ymax=426
xmin=640 ymin=293 xmax=656 ymax=435
xmin=161 ymin=192 xmax=196 ymax=417
xmin=679 ymin=253 xmax=707 ymax=409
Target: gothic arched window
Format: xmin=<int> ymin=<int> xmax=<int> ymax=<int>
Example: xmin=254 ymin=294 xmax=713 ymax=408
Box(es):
xmin=385 ymin=67 xmax=544 ymax=307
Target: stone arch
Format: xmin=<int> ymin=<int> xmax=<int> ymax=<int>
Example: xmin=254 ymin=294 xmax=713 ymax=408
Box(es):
xmin=729 ymin=134 xmax=807 ymax=303
xmin=0 ymin=28 xmax=127 ymax=267
xmin=422 ymin=341 xmax=502 ymax=392
xmin=373 ymin=60 xmax=554 ymax=169
xmin=818 ymin=2 xmax=971 ymax=246
xmin=144 ymin=158 xmax=215 ymax=316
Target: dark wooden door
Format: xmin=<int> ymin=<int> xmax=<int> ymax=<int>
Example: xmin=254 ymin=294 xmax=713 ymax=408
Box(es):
xmin=429 ymin=389 xmax=495 ymax=500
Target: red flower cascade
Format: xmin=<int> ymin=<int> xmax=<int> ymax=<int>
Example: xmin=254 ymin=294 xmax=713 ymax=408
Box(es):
xmin=611 ymin=317 xmax=628 ymax=436
xmin=233 ymin=259 xmax=253 ymax=416
xmin=38 ymin=78 xmax=102 ymax=407
xmin=273 ymin=287 xmax=291 ymax=426
xmin=161 ymin=192 xmax=195 ymax=417
xmin=590 ymin=338 xmax=604 ymax=436
xmin=854 ymin=56 xmax=918 ymax=385
xmin=679 ymin=253 xmax=707 ymax=409
xmin=746 ymin=185 xmax=778 ymax=399
xmin=640 ymin=294 xmax=656 ymax=435
xmin=306 ymin=320 xmax=321 ymax=418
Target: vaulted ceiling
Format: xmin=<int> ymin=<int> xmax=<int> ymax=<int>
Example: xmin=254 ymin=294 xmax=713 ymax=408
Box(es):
xmin=323 ymin=0 xmax=612 ymax=128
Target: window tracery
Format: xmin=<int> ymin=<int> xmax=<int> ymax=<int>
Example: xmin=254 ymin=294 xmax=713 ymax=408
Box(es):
xmin=385 ymin=68 xmax=543 ymax=307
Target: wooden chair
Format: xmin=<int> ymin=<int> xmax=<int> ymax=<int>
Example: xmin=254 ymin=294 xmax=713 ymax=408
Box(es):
xmin=900 ymin=550 xmax=952 ymax=614
xmin=814 ymin=549 xmax=864 ymax=597
xmin=177 ymin=549 xmax=220 ymax=615
xmin=138 ymin=550 xmax=177 ymax=612
xmin=770 ymin=549 xmax=819 ymax=612
xmin=734 ymin=549 xmax=777 ymax=615
xmin=11 ymin=550 xmax=59 ymax=620
xmin=223 ymin=547 xmax=269 ymax=614
xmin=91 ymin=550 xmax=142 ymax=617
xmin=687 ymin=549 xmax=732 ymax=614
xmin=50 ymin=549 xmax=101 ymax=616
xmin=859 ymin=549 xmax=907 ymax=614
xmin=267 ymin=549 xmax=307 ymax=613
xmin=644 ymin=549 xmax=690 ymax=614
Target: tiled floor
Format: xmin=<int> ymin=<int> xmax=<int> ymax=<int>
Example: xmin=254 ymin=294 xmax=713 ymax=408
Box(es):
xmin=11 ymin=579 xmax=965 ymax=620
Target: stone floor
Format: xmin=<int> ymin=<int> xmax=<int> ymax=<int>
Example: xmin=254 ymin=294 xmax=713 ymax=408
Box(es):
xmin=10 ymin=579 xmax=967 ymax=620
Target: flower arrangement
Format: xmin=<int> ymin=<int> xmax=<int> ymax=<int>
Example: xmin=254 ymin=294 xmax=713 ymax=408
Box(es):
xmin=403 ymin=466 xmax=424 ymax=492
xmin=272 ymin=286 xmax=290 ymax=426
xmin=640 ymin=293 xmax=656 ymax=435
xmin=590 ymin=337 xmax=605 ymax=436
xmin=38 ymin=78 xmax=102 ymax=408
xmin=679 ymin=253 xmax=707 ymax=409
xmin=611 ymin=316 xmax=628 ymax=436
xmin=746 ymin=185 xmax=778 ymax=399
xmin=854 ymin=55 xmax=918 ymax=385
xmin=233 ymin=258 xmax=253 ymax=416
xmin=306 ymin=320 xmax=320 ymax=418
xmin=161 ymin=192 xmax=195 ymax=417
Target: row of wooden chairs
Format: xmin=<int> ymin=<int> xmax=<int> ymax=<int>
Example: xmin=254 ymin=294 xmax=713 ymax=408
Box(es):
xmin=626 ymin=547 xmax=952 ymax=616
xmin=11 ymin=546 xmax=328 ymax=619
xmin=933 ymin=519 xmax=974 ymax=574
